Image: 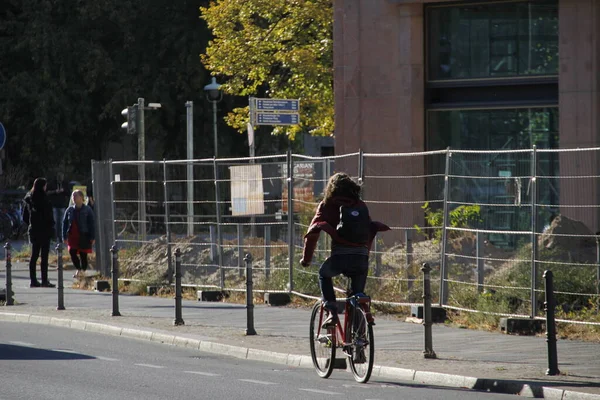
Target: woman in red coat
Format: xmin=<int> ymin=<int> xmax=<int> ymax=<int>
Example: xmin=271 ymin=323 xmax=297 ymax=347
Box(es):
xmin=62 ymin=190 xmax=95 ymax=278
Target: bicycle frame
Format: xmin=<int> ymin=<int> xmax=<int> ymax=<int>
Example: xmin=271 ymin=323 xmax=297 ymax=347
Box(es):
xmin=318 ymin=292 xmax=374 ymax=351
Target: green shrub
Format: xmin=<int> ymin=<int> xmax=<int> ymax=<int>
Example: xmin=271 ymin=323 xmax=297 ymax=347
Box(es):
xmin=415 ymin=202 xmax=481 ymax=241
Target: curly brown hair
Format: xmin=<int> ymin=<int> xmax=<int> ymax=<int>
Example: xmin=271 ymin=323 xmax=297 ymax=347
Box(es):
xmin=323 ymin=172 xmax=361 ymax=203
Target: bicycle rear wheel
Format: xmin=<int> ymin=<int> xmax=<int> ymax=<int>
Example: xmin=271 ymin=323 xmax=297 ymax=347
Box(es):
xmin=349 ymin=307 xmax=374 ymax=383
xmin=309 ymin=301 xmax=336 ymax=379
xmin=131 ymin=211 xmax=152 ymax=234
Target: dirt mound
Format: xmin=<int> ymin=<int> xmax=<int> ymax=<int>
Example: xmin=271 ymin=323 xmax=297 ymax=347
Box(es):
xmin=539 ymin=215 xmax=596 ymax=263
xmin=119 ymin=235 xmax=288 ymax=286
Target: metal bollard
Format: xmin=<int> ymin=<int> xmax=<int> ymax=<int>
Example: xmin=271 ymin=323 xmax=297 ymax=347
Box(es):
xmin=543 ymin=270 xmax=560 ymax=376
xmin=173 ymin=248 xmax=184 ymax=326
xmin=421 ymin=263 xmax=436 ymax=359
xmin=4 ymin=242 xmax=14 ymax=306
xmin=110 ymin=245 xmax=121 ymax=317
xmin=244 ymin=253 xmax=256 ymax=335
xmin=56 ymin=243 xmax=65 ymax=310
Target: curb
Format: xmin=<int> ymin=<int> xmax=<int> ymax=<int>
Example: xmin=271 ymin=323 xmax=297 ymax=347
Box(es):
xmin=1 ymin=311 xmax=598 ymax=399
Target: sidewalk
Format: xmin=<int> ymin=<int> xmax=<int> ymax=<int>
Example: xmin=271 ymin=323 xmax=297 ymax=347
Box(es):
xmin=2 ymin=263 xmax=600 ymax=399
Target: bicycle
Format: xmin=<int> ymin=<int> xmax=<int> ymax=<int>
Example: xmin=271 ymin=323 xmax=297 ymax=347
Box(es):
xmin=309 ymin=277 xmax=375 ymax=383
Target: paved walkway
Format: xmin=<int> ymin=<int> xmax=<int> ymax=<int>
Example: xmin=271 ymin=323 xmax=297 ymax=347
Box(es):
xmin=1 ymin=263 xmax=600 ymax=399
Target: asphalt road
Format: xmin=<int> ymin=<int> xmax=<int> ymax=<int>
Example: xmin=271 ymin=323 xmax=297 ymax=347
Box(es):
xmin=0 ymin=322 xmax=519 ymax=400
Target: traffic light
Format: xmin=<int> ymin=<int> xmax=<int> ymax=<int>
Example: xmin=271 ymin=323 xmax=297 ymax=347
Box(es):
xmin=121 ymin=106 xmax=138 ymax=135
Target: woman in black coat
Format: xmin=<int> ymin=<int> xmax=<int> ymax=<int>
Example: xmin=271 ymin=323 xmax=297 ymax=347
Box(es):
xmin=22 ymin=178 xmax=55 ymax=288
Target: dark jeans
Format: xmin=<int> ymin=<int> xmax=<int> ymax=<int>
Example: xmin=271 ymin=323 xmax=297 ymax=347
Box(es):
xmin=70 ymin=249 xmax=88 ymax=271
xmin=319 ymin=254 xmax=369 ymax=313
xmin=30 ymin=240 xmax=50 ymax=283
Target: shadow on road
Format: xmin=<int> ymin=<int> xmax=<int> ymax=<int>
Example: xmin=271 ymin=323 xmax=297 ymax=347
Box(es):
xmin=0 ymin=344 xmax=95 ymax=360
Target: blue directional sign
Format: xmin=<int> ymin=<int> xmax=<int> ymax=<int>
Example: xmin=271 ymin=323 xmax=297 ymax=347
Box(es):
xmin=256 ymin=113 xmax=300 ymax=126
xmin=255 ymin=98 xmax=299 ymax=112
xmin=0 ymin=122 xmax=6 ymax=150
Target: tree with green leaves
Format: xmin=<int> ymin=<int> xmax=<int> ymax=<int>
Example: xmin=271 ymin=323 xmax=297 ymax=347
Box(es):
xmin=201 ymin=0 xmax=333 ymax=138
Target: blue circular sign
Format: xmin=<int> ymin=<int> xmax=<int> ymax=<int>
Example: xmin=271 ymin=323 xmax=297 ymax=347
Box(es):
xmin=0 ymin=122 xmax=5 ymax=150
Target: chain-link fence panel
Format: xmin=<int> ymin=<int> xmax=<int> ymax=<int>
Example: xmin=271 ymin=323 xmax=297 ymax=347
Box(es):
xmin=362 ymin=150 xmax=447 ymax=306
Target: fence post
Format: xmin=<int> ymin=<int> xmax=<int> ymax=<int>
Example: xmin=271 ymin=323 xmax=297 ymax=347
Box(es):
xmin=111 ymin=245 xmax=121 ymax=317
xmin=477 ymin=231 xmax=484 ymax=294
xmin=440 ymin=148 xmax=451 ymax=306
xmin=287 ymin=150 xmax=294 ymax=293
xmin=358 ymin=148 xmax=364 ymax=185
xmin=163 ymin=160 xmax=173 ymax=285
xmin=238 ymin=223 xmax=244 ymax=277
xmin=531 ymin=146 xmax=539 ymax=318
xmin=596 ymin=232 xmax=600 ymax=295
xmin=214 ymin=158 xmax=225 ymax=290
xmin=264 ymin=225 xmax=271 ymax=279
xmin=406 ymin=230 xmax=413 ymax=292
xmin=374 ymin=239 xmax=382 ymax=277
xmin=186 ymin=101 xmax=194 ymax=238
xmin=4 ymin=242 xmax=13 ymax=306
xmin=422 ymin=263 xmax=436 ymax=359
xmin=210 ymin=225 xmax=217 ymax=262
xmin=244 ymin=253 xmax=256 ymax=335
xmin=56 ymin=243 xmax=65 ymax=310
xmin=543 ymin=270 xmax=559 ymax=376
xmin=174 ymin=248 xmax=185 ymax=326
xmin=109 ymin=159 xmax=117 ymax=253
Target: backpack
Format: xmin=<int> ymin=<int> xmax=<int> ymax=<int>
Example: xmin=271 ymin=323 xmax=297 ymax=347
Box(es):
xmin=336 ymin=203 xmax=370 ymax=244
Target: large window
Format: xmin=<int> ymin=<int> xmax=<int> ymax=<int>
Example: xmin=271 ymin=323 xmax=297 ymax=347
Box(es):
xmin=425 ymin=1 xmax=559 ymax=246
xmin=428 ymin=0 xmax=558 ymax=81
xmin=428 ymin=107 xmax=558 ymax=151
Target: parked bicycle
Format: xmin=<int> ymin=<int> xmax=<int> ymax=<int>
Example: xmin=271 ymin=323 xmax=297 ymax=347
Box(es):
xmin=309 ymin=277 xmax=375 ymax=383
xmin=0 ymin=190 xmax=29 ymax=241
xmin=114 ymin=203 xmax=187 ymax=236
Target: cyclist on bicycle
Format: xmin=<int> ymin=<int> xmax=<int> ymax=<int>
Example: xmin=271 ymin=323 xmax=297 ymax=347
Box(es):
xmin=300 ymin=173 xmax=389 ymax=329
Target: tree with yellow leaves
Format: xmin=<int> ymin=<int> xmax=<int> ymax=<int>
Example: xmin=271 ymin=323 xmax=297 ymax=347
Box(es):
xmin=201 ymin=0 xmax=333 ymax=139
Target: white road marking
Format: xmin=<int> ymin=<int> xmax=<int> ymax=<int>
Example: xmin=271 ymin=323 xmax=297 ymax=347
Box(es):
xmin=8 ymin=341 xmax=36 ymax=347
xmin=343 ymin=384 xmax=370 ymax=389
xmin=238 ymin=379 xmax=277 ymax=385
xmin=184 ymin=371 xmax=220 ymax=377
xmin=51 ymin=349 xmax=79 ymax=354
xmin=299 ymin=388 xmax=342 ymax=395
xmin=96 ymin=356 xmax=119 ymax=362
xmin=134 ymin=363 xmax=165 ymax=369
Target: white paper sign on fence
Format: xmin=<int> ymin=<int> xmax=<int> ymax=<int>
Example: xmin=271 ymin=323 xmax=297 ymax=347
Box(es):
xmin=229 ymin=164 xmax=265 ymax=216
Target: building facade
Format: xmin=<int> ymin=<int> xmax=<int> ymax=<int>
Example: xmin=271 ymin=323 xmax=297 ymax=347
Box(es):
xmin=334 ymin=0 xmax=600 ymax=239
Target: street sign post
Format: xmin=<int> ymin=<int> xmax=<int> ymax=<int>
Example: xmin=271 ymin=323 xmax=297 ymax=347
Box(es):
xmin=0 ymin=122 xmax=6 ymax=150
xmin=250 ymin=97 xmax=300 ymax=127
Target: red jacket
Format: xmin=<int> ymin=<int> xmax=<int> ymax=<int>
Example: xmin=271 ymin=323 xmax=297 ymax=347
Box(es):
xmin=301 ymin=196 xmax=390 ymax=265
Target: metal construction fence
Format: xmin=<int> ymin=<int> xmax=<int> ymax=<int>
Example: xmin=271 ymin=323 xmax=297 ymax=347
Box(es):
xmin=92 ymin=146 xmax=600 ymax=327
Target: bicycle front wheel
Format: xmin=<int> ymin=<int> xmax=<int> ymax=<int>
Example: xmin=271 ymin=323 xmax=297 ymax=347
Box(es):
xmin=309 ymin=301 xmax=336 ymax=379
xmin=349 ymin=307 xmax=374 ymax=383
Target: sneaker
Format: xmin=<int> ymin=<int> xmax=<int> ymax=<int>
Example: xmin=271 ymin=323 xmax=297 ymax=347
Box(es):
xmin=30 ymin=281 xmax=41 ymax=288
xmin=41 ymin=281 xmax=56 ymax=288
xmin=321 ymin=312 xmax=338 ymax=329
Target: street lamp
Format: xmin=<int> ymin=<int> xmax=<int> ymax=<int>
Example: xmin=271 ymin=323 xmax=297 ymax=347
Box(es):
xmin=203 ymin=77 xmax=223 ymax=158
